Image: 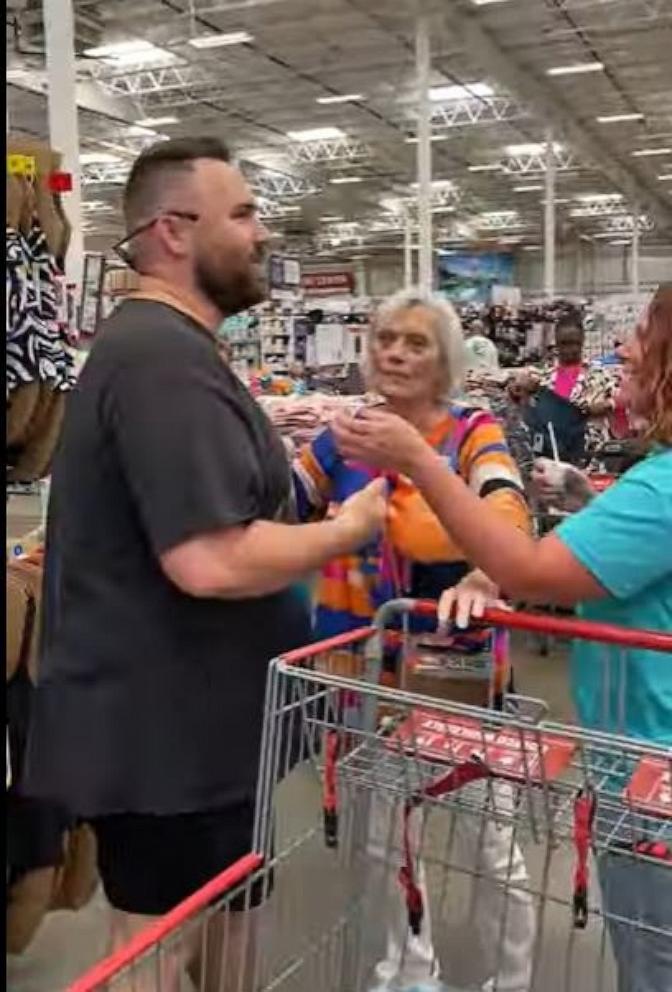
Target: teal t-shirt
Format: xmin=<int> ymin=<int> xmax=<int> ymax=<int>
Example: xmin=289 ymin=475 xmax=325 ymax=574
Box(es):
xmin=556 ymin=447 xmax=672 ymax=744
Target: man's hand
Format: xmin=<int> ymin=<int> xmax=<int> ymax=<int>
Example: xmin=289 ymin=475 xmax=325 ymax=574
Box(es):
xmin=437 ymin=569 xmax=508 ymax=630
xmin=332 ymin=409 xmax=431 ymax=477
xmin=333 ymin=478 xmax=388 ymax=547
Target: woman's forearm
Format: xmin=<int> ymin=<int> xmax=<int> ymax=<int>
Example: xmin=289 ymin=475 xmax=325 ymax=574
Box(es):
xmin=408 ymin=448 xmax=600 ymax=605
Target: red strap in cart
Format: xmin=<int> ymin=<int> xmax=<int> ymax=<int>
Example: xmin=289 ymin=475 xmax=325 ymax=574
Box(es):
xmin=572 ymin=787 xmax=597 ymax=929
xmin=400 ymin=757 xmax=491 ymax=935
xmin=323 ymin=730 xmax=340 ymax=848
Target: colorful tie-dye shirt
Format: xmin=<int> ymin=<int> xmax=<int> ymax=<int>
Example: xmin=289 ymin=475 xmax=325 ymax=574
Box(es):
xmin=293 ymin=403 xmax=531 ymax=647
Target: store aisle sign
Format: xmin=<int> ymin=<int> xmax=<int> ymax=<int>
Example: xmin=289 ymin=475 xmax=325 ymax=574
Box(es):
xmin=302 ymin=271 xmax=355 ymax=297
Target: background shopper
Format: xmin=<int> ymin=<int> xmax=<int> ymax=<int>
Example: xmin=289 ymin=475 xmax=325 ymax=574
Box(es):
xmin=24 ymin=137 xmax=385 ymax=992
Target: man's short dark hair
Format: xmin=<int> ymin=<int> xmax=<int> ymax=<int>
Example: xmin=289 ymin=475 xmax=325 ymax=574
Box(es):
xmin=123 ymin=137 xmax=230 ymax=232
xmin=556 ymin=311 xmax=584 ymax=337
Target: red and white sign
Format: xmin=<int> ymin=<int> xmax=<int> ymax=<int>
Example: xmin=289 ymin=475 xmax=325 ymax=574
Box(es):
xmin=626 ymin=757 xmax=672 ymax=818
xmin=391 ymin=709 xmax=576 ymax=784
xmin=302 ymin=271 xmax=355 ymax=297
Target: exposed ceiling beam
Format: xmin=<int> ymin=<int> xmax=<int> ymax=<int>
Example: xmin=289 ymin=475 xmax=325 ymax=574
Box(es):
xmin=442 ymin=5 xmax=672 ymax=231
xmin=7 ymin=65 xmax=140 ymax=127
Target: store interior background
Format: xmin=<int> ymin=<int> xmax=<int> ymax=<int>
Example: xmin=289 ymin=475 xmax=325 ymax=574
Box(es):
xmin=6 ymin=0 xmax=672 ymax=988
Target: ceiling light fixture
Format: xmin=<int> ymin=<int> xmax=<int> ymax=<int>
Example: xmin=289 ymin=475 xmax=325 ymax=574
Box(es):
xmin=658 ymin=174 xmax=672 ymax=181
xmin=632 ymin=147 xmax=671 ymax=157
xmin=84 ymin=40 xmax=174 ymax=66
xmin=471 ymin=0 xmax=512 ymax=5
xmin=506 ymin=142 xmax=562 ymax=156
xmin=547 ymin=61 xmax=604 ymax=76
xmin=320 ymin=215 xmax=345 ymax=222
xmin=405 ymin=135 xmax=449 ymax=144
xmin=79 ymin=152 xmax=122 ymax=165
xmin=522 ymin=245 xmax=542 ymax=251
xmin=136 ymin=116 xmax=179 ymax=127
xmin=330 ymin=176 xmax=364 ymax=184
xmin=608 ymin=239 xmax=631 ymax=246
xmin=316 ymin=94 xmax=364 ymax=105
xmin=540 ymin=198 xmax=570 ymax=205
xmin=596 ymin=113 xmax=644 ymax=124
xmin=576 ymin=192 xmax=623 ymax=202
xmin=513 ymin=184 xmax=543 ymax=192
xmin=429 ymin=82 xmax=494 ymax=102
xmin=468 ymin=164 xmax=501 ymax=172
xmin=287 ymin=126 xmax=345 ymax=142
xmin=188 ymin=31 xmax=253 ymax=49
xmin=127 ymin=124 xmax=158 ymax=137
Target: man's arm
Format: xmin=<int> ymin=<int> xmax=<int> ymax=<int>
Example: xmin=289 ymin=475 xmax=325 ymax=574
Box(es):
xmin=161 ymin=482 xmax=385 ymax=599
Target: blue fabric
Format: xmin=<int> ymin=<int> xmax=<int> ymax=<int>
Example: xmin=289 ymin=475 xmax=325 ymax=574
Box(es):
xmin=556 ymin=447 xmax=672 ymax=743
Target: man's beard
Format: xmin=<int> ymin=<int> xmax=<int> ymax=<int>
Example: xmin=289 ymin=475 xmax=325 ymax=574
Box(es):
xmin=195 ymin=252 xmax=267 ymax=316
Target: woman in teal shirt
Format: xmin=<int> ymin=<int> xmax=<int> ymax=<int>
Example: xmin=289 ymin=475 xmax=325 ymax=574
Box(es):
xmin=332 ymin=284 xmax=671 ymax=992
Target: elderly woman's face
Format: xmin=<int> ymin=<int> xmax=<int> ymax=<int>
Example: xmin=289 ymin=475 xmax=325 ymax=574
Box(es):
xmin=369 ymin=304 xmax=443 ymax=403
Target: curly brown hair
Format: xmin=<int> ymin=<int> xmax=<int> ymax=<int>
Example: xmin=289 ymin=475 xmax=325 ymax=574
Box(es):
xmin=636 ymin=284 xmax=672 ymax=445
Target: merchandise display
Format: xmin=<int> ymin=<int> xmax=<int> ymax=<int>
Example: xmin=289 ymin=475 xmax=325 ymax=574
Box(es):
xmin=5 ymin=1 xmax=672 ymax=990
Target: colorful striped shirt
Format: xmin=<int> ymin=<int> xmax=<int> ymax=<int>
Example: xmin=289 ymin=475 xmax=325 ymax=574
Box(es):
xmin=293 ymin=403 xmax=531 ymax=647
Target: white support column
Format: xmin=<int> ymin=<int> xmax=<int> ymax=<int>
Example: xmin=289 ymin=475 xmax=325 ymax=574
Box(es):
xmin=416 ymin=14 xmax=433 ymax=292
xmin=543 ymin=129 xmax=556 ymax=299
xmin=403 ymin=208 xmax=414 ymax=288
xmin=43 ymin=0 xmax=84 ymax=289
xmin=631 ymin=209 xmax=640 ymax=295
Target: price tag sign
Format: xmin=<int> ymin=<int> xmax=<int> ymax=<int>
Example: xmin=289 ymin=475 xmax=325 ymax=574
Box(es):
xmin=626 ymin=757 xmax=672 ymax=818
xmin=7 ymin=154 xmax=36 ymax=178
xmin=391 ymin=708 xmax=575 ymax=784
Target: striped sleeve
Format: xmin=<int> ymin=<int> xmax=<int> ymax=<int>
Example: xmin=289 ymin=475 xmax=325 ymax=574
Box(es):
xmin=457 ymin=409 xmax=531 ymax=533
xmin=292 ymin=427 xmax=337 ymax=522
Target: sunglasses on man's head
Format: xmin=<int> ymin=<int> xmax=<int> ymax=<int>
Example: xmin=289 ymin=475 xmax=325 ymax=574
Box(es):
xmin=112 ymin=210 xmax=199 ymax=267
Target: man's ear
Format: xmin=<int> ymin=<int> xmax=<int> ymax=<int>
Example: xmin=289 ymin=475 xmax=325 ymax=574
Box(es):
xmin=157 ymin=215 xmax=191 ymax=260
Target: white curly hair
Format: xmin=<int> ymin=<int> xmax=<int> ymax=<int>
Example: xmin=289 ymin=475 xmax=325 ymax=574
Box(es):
xmin=365 ymin=287 xmax=465 ymax=400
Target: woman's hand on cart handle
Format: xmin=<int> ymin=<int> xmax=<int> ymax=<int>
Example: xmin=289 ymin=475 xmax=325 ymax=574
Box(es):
xmin=438 ymin=569 xmax=510 ymax=630
xmin=334 ymin=478 xmax=388 ymax=546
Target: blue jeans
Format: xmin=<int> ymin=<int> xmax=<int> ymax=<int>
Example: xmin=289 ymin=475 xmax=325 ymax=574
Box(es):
xmin=598 ymin=848 xmax=672 ymax=992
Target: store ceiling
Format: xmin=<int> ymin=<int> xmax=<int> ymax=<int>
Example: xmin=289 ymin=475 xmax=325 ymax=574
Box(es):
xmin=7 ymin=0 xmax=672 ymax=259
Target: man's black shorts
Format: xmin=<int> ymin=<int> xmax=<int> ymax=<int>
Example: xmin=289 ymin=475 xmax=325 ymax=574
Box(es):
xmin=91 ymin=800 xmax=267 ymax=916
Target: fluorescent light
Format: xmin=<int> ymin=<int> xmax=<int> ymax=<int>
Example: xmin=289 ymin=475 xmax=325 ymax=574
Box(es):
xmin=658 ymin=174 xmax=672 ymax=181
xmin=320 ymin=215 xmax=345 ymax=222
xmin=540 ymin=198 xmax=570 ymax=205
xmin=547 ymin=61 xmax=604 ymax=76
xmin=84 ymin=40 xmax=174 ymax=66
xmin=316 ymin=94 xmax=363 ymax=105
xmin=632 ymin=147 xmax=671 ymax=157
xmin=472 ymin=0 xmax=512 ymax=5
xmin=506 ymin=142 xmax=562 ymax=156
xmin=330 ymin=176 xmax=363 ymax=184
xmin=596 ymin=113 xmax=644 ymax=124
xmin=430 ymin=82 xmax=494 ymax=102
xmin=576 ymin=192 xmax=623 ymax=202
xmin=608 ymin=240 xmax=631 ymax=246
xmin=287 ymin=126 xmax=345 ymax=142
xmin=405 ymin=135 xmax=449 ymax=143
xmin=136 ymin=116 xmax=179 ymax=127
xmin=523 ymin=246 xmax=542 ymax=251
xmin=80 ymin=152 xmax=122 ymax=164
xmin=513 ymin=184 xmax=543 ymax=192
xmin=468 ymin=164 xmax=501 ymax=172
xmin=188 ymin=31 xmax=253 ymax=49
xmin=127 ymin=125 xmax=158 ymax=137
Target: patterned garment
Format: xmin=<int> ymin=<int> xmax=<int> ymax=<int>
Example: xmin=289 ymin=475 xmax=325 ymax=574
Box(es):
xmin=537 ymin=361 xmax=623 ymax=456
xmin=293 ymin=403 xmax=531 ymax=644
xmin=464 ymin=370 xmax=535 ymax=484
xmin=6 ymin=220 xmax=76 ymax=397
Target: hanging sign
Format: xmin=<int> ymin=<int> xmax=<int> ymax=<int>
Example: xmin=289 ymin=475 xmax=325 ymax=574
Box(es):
xmin=7 ymin=154 xmax=36 ymax=179
xmin=302 ymin=271 xmax=355 ymax=297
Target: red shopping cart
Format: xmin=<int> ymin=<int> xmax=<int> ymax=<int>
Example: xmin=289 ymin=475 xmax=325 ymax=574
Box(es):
xmin=70 ymin=603 xmax=671 ymax=992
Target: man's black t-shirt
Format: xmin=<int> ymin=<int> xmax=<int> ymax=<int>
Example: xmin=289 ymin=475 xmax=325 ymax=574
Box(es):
xmin=25 ymin=300 xmax=311 ymax=817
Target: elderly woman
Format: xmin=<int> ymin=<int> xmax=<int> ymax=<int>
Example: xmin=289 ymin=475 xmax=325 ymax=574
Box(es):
xmin=293 ymin=289 xmax=535 ymax=992
xmin=294 ymin=288 xmax=529 ymax=643
xmin=333 ymin=285 xmax=672 ymax=992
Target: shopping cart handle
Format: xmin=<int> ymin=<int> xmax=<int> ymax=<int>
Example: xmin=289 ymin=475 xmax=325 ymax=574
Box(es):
xmin=406 ymin=600 xmax=672 ymax=654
